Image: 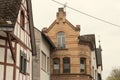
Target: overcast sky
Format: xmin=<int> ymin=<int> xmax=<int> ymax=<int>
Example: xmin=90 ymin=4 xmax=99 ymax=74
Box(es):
xmin=31 ymin=0 xmax=120 ymax=80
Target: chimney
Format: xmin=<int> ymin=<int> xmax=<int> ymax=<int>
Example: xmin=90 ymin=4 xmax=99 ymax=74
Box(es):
xmin=58 ymin=8 xmax=64 ymax=12
xmin=56 ymin=8 xmax=66 ymax=23
xmin=76 ymin=25 xmax=80 ymax=31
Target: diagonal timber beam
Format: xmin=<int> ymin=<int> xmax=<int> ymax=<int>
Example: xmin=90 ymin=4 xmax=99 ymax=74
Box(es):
xmin=6 ymin=32 xmax=15 ymax=63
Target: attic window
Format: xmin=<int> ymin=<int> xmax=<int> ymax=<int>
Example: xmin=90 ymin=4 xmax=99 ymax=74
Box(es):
xmin=57 ymin=32 xmax=66 ymax=48
xmin=20 ymin=11 xmax=25 ymax=29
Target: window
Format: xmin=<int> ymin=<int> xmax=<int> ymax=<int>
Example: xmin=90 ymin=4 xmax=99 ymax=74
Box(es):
xmin=42 ymin=51 xmax=46 ymax=71
xmin=80 ymin=58 xmax=86 ymax=73
xmin=20 ymin=50 xmax=27 ymax=74
xmin=53 ymin=58 xmax=60 ymax=74
xmin=47 ymin=57 xmax=50 ymax=73
xmin=57 ymin=32 xmax=65 ymax=48
xmin=63 ymin=57 xmax=70 ymax=73
xmin=20 ymin=11 xmax=25 ymax=29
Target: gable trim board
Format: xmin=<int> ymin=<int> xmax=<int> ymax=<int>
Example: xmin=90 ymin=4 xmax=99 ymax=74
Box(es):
xmin=46 ymin=19 xmax=80 ymax=32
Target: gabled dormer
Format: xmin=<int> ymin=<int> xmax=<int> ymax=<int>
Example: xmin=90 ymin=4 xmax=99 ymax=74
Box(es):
xmin=42 ymin=8 xmax=80 ymax=49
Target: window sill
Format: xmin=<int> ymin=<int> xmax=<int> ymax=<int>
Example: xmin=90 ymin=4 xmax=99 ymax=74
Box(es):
xmin=20 ymin=71 xmax=26 ymax=75
xmin=52 ymin=73 xmax=88 ymax=75
xmin=56 ymin=47 xmax=68 ymax=50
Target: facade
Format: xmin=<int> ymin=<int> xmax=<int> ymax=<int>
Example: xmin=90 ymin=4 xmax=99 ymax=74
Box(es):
xmin=42 ymin=8 xmax=102 ymax=80
xmin=0 ymin=0 xmax=36 ymax=80
xmin=33 ymin=28 xmax=55 ymax=80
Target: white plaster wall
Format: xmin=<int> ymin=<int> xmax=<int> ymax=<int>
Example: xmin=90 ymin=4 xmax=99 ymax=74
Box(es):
xmin=21 ymin=29 xmax=24 ymax=42
xmin=0 ymin=47 xmax=5 ymax=62
xmin=41 ymin=37 xmax=50 ymax=57
xmin=91 ymin=51 xmax=97 ymax=80
xmin=0 ymin=39 xmax=5 ymax=45
xmin=6 ymin=66 xmax=13 ymax=80
xmin=17 ymin=26 xmax=20 ymax=38
xmin=34 ymin=29 xmax=51 ymax=80
xmin=40 ymin=35 xmax=50 ymax=80
xmin=7 ymin=49 xmax=14 ymax=64
xmin=41 ymin=70 xmax=50 ymax=80
xmin=14 ymin=23 xmax=18 ymax=36
xmin=29 ymin=50 xmax=32 ymax=80
xmin=0 ymin=65 xmax=4 ymax=80
xmin=16 ymin=44 xmax=20 ymax=67
xmin=16 ymin=69 xmax=19 ymax=80
xmin=19 ymin=73 xmax=22 ymax=80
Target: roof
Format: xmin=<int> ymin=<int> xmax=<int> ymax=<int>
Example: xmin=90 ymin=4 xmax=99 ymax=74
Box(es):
xmin=78 ymin=34 xmax=96 ymax=50
xmin=34 ymin=27 xmax=56 ymax=50
xmin=45 ymin=19 xmax=80 ymax=32
xmin=41 ymin=32 xmax=56 ymax=49
xmin=0 ymin=0 xmax=22 ymax=25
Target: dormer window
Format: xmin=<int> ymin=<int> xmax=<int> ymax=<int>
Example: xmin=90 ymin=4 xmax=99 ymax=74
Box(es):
xmin=20 ymin=11 xmax=25 ymax=29
xmin=57 ymin=32 xmax=65 ymax=48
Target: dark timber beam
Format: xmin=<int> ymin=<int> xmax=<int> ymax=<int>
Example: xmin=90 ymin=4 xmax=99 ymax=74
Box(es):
xmin=6 ymin=32 xmax=15 ymax=63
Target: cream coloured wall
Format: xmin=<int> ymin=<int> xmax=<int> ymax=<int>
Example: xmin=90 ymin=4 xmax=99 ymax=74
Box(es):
xmin=0 ymin=47 xmax=5 ymax=62
xmin=33 ymin=28 xmax=51 ymax=80
xmin=41 ymin=70 xmax=50 ymax=80
xmin=91 ymin=51 xmax=98 ymax=80
xmin=7 ymin=49 xmax=14 ymax=64
xmin=6 ymin=66 xmax=13 ymax=80
xmin=0 ymin=65 xmax=4 ymax=80
xmin=0 ymin=39 xmax=5 ymax=45
xmin=40 ymin=37 xmax=50 ymax=80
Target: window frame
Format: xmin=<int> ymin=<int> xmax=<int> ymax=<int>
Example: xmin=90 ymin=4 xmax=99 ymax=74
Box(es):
xmin=53 ymin=58 xmax=60 ymax=74
xmin=41 ymin=51 xmax=46 ymax=71
xmin=20 ymin=50 xmax=27 ymax=74
xmin=80 ymin=57 xmax=86 ymax=73
xmin=47 ymin=57 xmax=50 ymax=73
xmin=57 ymin=32 xmax=66 ymax=48
xmin=20 ymin=10 xmax=25 ymax=30
xmin=63 ymin=57 xmax=70 ymax=73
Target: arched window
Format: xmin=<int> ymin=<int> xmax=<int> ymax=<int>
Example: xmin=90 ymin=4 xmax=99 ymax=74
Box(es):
xmin=20 ymin=11 xmax=25 ymax=29
xmin=53 ymin=58 xmax=60 ymax=73
xmin=63 ymin=57 xmax=70 ymax=73
xmin=80 ymin=57 xmax=86 ymax=73
xmin=57 ymin=32 xmax=65 ymax=48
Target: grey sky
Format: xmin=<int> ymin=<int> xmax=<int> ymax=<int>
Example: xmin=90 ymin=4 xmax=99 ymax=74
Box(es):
xmin=31 ymin=0 xmax=120 ymax=80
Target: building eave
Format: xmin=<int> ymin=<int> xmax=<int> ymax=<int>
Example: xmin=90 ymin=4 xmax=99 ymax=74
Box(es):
xmin=0 ymin=24 xmax=14 ymax=31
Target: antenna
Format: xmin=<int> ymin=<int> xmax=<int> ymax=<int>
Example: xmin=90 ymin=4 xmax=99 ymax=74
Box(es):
xmin=63 ymin=2 xmax=67 ymax=11
xmin=98 ymin=35 xmax=101 ymax=44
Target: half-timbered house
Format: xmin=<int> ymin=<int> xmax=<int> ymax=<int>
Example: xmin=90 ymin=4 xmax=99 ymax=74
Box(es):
xmin=0 ymin=0 xmax=36 ymax=80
